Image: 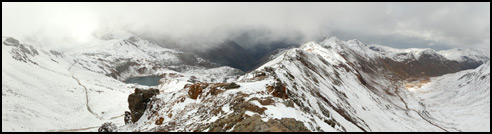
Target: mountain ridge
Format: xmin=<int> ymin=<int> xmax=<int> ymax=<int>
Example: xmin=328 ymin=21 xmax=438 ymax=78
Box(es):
xmin=113 ymin=36 xmax=489 ymax=132
xmin=2 ymin=35 xmax=489 ymax=132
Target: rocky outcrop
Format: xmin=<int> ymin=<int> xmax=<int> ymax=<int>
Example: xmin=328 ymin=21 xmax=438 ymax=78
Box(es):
xmin=186 ymin=83 xmax=208 ymax=99
xmin=155 ymin=117 xmax=164 ymax=125
xmin=98 ymin=122 xmax=117 ymax=132
xmin=232 ymin=101 xmax=267 ymax=115
xmin=124 ymin=111 xmax=131 ymax=124
xmin=266 ymin=80 xmax=289 ymax=99
xmin=187 ymin=82 xmax=241 ymax=98
xmin=4 ymin=37 xmax=20 ymax=46
xmin=222 ymin=82 xmax=240 ymax=89
xmin=127 ymin=88 xmax=159 ymax=123
xmin=210 ymin=82 xmax=241 ymax=95
xmin=3 ymin=37 xmax=39 ymax=64
xmin=207 ymin=113 xmax=309 ymax=132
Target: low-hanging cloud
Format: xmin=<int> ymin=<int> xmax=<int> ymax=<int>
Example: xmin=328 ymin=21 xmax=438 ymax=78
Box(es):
xmin=2 ymin=2 xmax=490 ymax=53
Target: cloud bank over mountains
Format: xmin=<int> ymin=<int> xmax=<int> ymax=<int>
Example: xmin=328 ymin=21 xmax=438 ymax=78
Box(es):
xmin=2 ymin=2 xmax=490 ymax=53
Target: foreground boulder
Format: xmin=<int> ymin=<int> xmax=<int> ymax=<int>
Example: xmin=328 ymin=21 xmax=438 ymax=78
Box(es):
xmin=127 ymin=88 xmax=159 ymax=123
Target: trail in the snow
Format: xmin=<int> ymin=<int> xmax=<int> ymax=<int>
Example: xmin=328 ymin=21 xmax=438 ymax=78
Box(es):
xmin=49 ymin=126 xmax=100 ymax=132
xmin=394 ymin=87 xmax=451 ymax=132
xmin=57 ymin=62 xmax=125 ymax=132
xmin=69 ymin=62 xmax=103 ymax=120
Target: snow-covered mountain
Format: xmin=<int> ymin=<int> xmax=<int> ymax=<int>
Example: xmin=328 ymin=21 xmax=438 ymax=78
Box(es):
xmin=438 ymin=48 xmax=490 ymax=63
xmin=1 ymin=35 xmax=242 ymax=132
xmin=2 ymin=35 xmax=489 ymax=132
xmin=322 ymin=37 xmax=488 ymax=78
xmin=115 ymin=37 xmax=489 ymax=132
xmin=65 ymin=35 xmax=241 ymax=81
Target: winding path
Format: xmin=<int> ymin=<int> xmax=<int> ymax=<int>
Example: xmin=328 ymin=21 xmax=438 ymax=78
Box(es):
xmin=50 ymin=62 xmax=125 ymax=132
xmin=394 ymin=87 xmax=450 ymax=132
xmin=49 ymin=126 xmax=100 ymax=132
xmin=69 ymin=62 xmax=103 ymax=120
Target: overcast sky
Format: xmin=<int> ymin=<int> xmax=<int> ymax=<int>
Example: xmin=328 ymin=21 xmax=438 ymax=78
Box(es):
xmin=2 ymin=2 xmax=490 ymax=53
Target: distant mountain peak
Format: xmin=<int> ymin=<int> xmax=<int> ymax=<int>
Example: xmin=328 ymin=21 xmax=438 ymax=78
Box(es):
xmin=320 ymin=36 xmax=343 ymax=47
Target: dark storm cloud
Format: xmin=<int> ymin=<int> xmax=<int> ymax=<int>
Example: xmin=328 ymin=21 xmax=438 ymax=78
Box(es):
xmin=2 ymin=2 xmax=490 ymax=53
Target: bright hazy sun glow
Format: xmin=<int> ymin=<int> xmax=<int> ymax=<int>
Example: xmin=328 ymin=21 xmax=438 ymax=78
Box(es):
xmin=47 ymin=4 xmax=99 ymax=43
xmin=70 ymin=18 xmax=97 ymax=42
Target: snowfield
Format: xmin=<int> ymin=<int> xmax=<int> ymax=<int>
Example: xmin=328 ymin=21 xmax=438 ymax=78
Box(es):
xmin=405 ymin=61 xmax=490 ymax=132
xmin=2 ymin=37 xmax=133 ymax=132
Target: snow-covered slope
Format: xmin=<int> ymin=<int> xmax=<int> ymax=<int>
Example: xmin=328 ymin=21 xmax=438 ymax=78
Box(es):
xmin=2 ymin=37 xmax=133 ymax=131
xmin=438 ymin=48 xmax=490 ymax=63
xmin=120 ymin=37 xmax=489 ymax=132
xmin=246 ymin=41 xmax=436 ymax=131
xmin=1 ymin=36 xmax=242 ymax=132
xmin=404 ymin=60 xmax=490 ymax=132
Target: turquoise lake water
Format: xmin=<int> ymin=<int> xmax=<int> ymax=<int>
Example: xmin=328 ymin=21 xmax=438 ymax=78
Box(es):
xmin=124 ymin=76 xmax=161 ymax=86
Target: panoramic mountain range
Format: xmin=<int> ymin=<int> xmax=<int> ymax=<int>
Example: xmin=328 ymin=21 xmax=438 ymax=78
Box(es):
xmin=2 ymin=35 xmax=490 ymax=132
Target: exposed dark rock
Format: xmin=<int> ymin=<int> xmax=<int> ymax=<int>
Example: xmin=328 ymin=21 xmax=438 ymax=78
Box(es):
xmin=187 ymin=76 xmax=198 ymax=83
xmin=3 ymin=37 xmax=20 ymax=46
xmin=178 ymin=96 xmax=186 ymax=103
xmin=270 ymin=118 xmax=310 ymax=132
xmin=5 ymin=38 xmax=39 ymax=65
xmin=128 ymin=88 xmax=159 ymax=123
xmin=168 ymin=113 xmax=173 ymax=118
xmin=155 ymin=117 xmax=164 ymax=125
xmin=231 ymin=114 xmax=270 ymax=132
xmin=124 ymin=111 xmax=131 ymax=124
xmin=209 ymin=86 xmax=224 ymax=96
xmin=282 ymin=100 xmax=294 ymax=107
xmin=186 ymin=83 xmax=208 ymax=99
xmin=98 ymin=122 xmax=117 ymax=132
xmin=232 ymin=101 xmax=267 ymax=115
xmin=206 ymin=111 xmax=245 ymax=132
xmin=223 ymin=82 xmax=240 ymax=89
xmin=264 ymin=66 xmax=274 ymax=73
xmin=266 ymin=80 xmax=289 ymax=99
xmin=259 ymin=98 xmax=275 ymax=105
xmin=206 ymin=113 xmax=310 ymax=132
